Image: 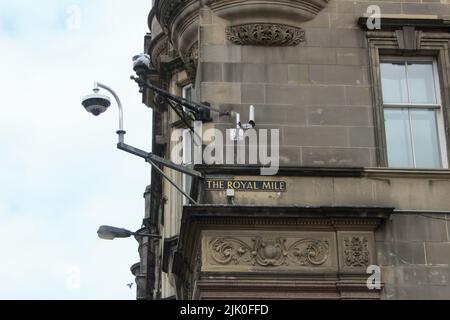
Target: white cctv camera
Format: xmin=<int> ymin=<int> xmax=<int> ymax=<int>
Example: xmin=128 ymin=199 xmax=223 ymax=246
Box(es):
xmin=248 ymin=105 xmax=256 ymax=128
xmin=82 ymin=92 xmax=111 ymax=116
xmin=237 ymin=105 xmax=256 ymax=130
xmin=231 ymin=105 xmax=256 ymax=141
xmin=133 ymin=53 xmax=151 ymax=76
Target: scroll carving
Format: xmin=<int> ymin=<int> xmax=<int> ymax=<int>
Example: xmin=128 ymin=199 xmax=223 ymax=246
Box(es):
xmin=226 ymin=23 xmax=306 ymax=46
xmin=287 ymin=239 xmax=330 ymax=266
xmin=210 ymin=238 xmax=252 ymax=265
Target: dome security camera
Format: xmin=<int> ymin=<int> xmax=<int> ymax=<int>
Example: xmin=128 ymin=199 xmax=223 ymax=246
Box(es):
xmin=82 ymin=92 xmax=111 ymax=116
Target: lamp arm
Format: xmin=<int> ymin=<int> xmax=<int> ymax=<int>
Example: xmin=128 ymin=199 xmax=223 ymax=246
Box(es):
xmin=131 ymin=231 xmax=162 ymax=239
xmin=94 ymin=81 xmax=126 ymax=143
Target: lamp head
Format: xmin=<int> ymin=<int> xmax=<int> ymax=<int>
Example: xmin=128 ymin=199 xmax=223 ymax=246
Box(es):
xmin=82 ymin=91 xmax=111 ymax=116
xmin=97 ymin=225 xmax=133 ymax=240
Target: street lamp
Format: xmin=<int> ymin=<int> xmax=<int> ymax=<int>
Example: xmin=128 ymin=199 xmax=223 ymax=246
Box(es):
xmin=97 ymin=225 xmax=161 ymax=240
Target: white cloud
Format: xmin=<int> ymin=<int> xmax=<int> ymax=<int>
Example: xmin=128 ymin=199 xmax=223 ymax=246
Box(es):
xmin=0 ymin=0 xmax=153 ymax=299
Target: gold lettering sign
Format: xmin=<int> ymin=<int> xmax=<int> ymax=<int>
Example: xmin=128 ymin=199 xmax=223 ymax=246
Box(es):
xmin=206 ymin=180 xmax=287 ymax=192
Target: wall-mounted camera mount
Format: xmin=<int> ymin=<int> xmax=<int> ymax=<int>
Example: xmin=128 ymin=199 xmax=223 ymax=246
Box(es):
xmin=231 ymin=105 xmax=256 ymax=141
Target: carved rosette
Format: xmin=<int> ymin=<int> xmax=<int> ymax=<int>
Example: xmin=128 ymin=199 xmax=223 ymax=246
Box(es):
xmin=209 ymin=237 xmax=330 ymax=267
xmin=226 ymin=23 xmax=306 ymax=46
xmin=344 ymin=237 xmax=370 ymax=267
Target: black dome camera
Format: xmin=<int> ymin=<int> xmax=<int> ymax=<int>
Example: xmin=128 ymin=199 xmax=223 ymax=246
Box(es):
xmin=82 ymin=92 xmax=111 ymax=116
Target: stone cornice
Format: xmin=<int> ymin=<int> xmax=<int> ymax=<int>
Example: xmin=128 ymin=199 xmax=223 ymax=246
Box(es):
xmin=205 ymin=0 xmax=329 ymax=24
xmin=194 ymin=279 xmax=381 ymax=300
xmin=174 ymin=205 xmax=391 ymax=294
xmin=181 ymin=205 xmax=393 ymax=226
xmin=196 ymin=165 xmax=450 ymax=179
xmin=358 ymin=17 xmax=450 ymax=32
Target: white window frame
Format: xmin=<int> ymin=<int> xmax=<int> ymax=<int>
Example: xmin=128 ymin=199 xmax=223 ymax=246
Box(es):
xmin=181 ymin=84 xmax=194 ymax=205
xmin=380 ymin=57 xmax=448 ymax=169
xmin=182 ymin=84 xmax=193 ymax=113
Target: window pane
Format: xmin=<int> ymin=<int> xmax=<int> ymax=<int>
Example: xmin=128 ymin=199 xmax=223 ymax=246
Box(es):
xmin=183 ymin=86 xmax=192 ymax=101
xmin=410 ymin=110 xmax=441 ymax=168
xmin=381 ymin=63 xmax=408 ymax=104
xmin=385 ymin=109 xmax=414 ymax=167
xmin=407 ymin=63 xmax=437 ymax=105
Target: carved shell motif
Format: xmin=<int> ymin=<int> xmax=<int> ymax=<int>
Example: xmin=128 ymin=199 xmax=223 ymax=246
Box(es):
xmin=253 ymin=238 xmax=288 ymax=267
xmin=226 ymin=23 xmax=306 ymax=46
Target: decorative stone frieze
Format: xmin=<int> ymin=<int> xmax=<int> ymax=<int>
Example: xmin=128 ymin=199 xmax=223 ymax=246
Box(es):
xmin=203 ymin=231 xmax=337 ymax=273
xmin=175 ymin=206 xmax=391 ymax=299
xmin=208 ymin=236 xmax=330 ymax=267
xmin=226 ymin=23 xmax=306 ymax=46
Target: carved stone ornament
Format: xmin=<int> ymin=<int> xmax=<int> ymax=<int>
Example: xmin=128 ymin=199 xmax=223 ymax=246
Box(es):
xmin=226 ymin=23 xmax=306 ymax=46
xmin=209 ymin=237 xmax=329 ymax=267
xmin=150 ymin=35 xmax=169 ymax=72
xmin=183 ymin=41 xmax=199 ymax=83
xmin=344 ymin=237 xmax=370 ymax=268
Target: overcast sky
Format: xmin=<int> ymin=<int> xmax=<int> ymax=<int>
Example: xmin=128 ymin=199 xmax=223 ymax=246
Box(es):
xmin=0 ymin=0 xmax=153 ymax=299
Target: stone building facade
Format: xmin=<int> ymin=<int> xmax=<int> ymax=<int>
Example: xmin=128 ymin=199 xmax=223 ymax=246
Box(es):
xmin=134 ymin=0 xmax=450 ymax=300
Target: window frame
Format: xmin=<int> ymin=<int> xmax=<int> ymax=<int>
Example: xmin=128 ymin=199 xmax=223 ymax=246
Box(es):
xmin=182 ymin=84 xmax=193 ymax=113
xmin=365 ymin=28 xmax=450 ymax=169
xmin=181 ymin=83 xmax=194 ymax=205
xmin=379 ymin=57 xmax=448 ymax=169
